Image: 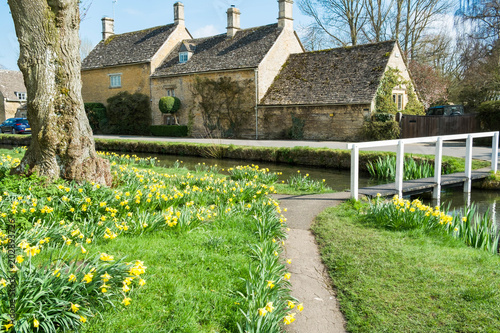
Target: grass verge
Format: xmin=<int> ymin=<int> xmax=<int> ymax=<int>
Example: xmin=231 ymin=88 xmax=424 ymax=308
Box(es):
xmin=312 ymin=202 xmax=500 ymax=333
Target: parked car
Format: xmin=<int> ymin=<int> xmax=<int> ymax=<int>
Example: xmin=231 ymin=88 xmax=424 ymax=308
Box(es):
xmin=0 ymin=118 xmax=31 ymax=134
xmin=426 ymin=105 xmax=464 ymax=116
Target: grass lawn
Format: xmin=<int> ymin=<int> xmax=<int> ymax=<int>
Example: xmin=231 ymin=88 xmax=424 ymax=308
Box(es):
xmin=313 ymin=202 xmax=500 ymax=333
xmin=0 ymin=150 xmax=297 ymax=333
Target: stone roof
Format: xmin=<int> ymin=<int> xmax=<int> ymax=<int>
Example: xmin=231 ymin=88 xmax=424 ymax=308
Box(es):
xmin=82 ymin=24 xmax=177 ymax=70
xmin=153 ymin=24 xmax=282 ymax=77
xmin=261 ymin=40 xmax=397 ymax=106
xmin=0 ymin=70 xmax=26 ymax=101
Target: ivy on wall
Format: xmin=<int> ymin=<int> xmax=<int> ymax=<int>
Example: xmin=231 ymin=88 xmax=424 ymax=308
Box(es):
xmin=375 ymin=67 xmax=424 ymax=115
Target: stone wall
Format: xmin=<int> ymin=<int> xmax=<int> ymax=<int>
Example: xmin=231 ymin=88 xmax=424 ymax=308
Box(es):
xmin=151 ymin=70 xmax=257 ymax=137
xmin=258 ymin=104 xmax=370 ymax=141
xmin=258 ymin=29 xmax=303 ymax=101
xmin=0 ymin=97 xmax=23 ymax=122
xmin=81 ymin=63 xmax=151 ymax=105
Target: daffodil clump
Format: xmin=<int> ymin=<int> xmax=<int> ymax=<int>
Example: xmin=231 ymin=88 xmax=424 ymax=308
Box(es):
xmin=96 ymin=151 xmax=157 ymax=167
xmin=286 ymin=170 xmax=329 ymax=192
xmin=228 ymin=165 xmax=279 ymax=185
xmin=0 ymin=151 xmax=301 ymax=332
xmin=367 ymin=195 xmax=499 ymax=254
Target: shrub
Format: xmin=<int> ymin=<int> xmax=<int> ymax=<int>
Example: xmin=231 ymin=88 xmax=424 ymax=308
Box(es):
xmin=477 ymin=100 xmax=500 ymax=131
xmin=288 ymin=114 xmax=305 ymax=140
xmin=372 ymin=113 xmax=394 ymax=122
xmin=150 ymin=125 xmax=188 ymax=137
xmin=84 ymin=103 xmax=107 ymax=133
xmin=362 ymin=120 xmax=400 ymax=141
xmin=106 ymin=92 xmax=151 ymax=135
xmin=159 ymin=96 xmax=181 ymax=114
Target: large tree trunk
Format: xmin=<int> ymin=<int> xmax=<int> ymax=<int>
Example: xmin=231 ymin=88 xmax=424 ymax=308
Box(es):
xmin=8 ymin=0 xmax=111 ymax=185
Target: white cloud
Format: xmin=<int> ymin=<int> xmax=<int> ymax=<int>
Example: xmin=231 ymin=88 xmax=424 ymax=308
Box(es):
xmin=192 ymin=24 xmax=222 ymax=38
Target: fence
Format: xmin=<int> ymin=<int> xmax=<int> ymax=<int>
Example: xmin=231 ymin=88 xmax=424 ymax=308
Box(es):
xmin=400 ymin=114 xmax=478 ymax=138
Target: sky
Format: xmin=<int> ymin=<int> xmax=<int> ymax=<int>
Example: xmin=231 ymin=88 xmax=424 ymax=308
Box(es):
xmin=0 ymin=0 xmax=313 ymax=71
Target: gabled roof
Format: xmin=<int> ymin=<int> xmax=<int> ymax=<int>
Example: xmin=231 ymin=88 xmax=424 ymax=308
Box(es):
xmin=0 ymin=70 xmax=26 ymax=101
xmin=261 ymin=40 xmax=397 ymax=106
xmin=82 ymin=24 xmax=177 ymax=70
xmin=153 ymin=24 xmax=282 ymax=77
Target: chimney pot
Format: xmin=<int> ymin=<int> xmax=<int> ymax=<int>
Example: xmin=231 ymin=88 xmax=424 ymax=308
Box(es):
xmin=102 ymin=17 xmax=114 ymax=41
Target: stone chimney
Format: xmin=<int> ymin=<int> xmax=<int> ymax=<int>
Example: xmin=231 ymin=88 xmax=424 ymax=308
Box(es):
xmin=227 ymin=5 xmax=241 ymax=38
xmin=278 ymin=0 xmax=293 ymax=30
xmin=102 ymin=17 xmax=114 ymax=41
xmin=174 ymin=2 xmax=185 ymax=26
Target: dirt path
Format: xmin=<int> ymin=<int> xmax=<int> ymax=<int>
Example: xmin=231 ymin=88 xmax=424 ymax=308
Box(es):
xmin=272 ymin=192 xmax=351 ymax=333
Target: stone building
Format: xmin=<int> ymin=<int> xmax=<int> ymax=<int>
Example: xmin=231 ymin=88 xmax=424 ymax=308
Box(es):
xmin=150 ymin=1 xmax=303 ymax=137
xmin=0 ymin=69 xmax=27 ymax=122
xmin=81 ymin=2 xmax=191 ymax=105
xmin=259 ymin=40 xmax=411 ymax=141
xmin=81 ymin=1 xmax=417 ymax=141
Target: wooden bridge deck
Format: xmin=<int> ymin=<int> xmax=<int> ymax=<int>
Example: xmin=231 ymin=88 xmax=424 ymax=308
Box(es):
xmin=358 ymin=169 xmax=492 ymax=198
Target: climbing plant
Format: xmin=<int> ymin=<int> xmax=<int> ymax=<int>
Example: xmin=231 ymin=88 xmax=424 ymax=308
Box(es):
xmin=191 ymin=76 xmax=252 ymax=138
xmin=374 ymin=67 xmax=424 ymax=115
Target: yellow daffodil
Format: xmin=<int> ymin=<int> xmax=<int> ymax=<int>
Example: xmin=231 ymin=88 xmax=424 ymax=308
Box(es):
xmin=68 ymin=274 xmax=77 ymax=282
xmin=4 ymin=323 xmax=13 ymax=331
xmin=99 ymin=253 xmax=114 ymax=261
xmin=79 ymin=316 xmax=86 ymax=323
xmin=82 ymin=272 xmax=93 ymax=283
xmin=258 ymin=308 xmax=267 ymax=316
xmin=139 ymin=278 xmax=146 ymax=286
xmin=283 ymin=313 xmax=296 ymax=325
xmin=101 ymin=272 xmax=112 ymax=282
xmin=0 ymin=278 xmax=7 ymax=287
xmin=33 ymin=318 xmax=39 ymax=328
xmin=15 ymin=255 xmax=24 ymax=264
xmin=122 ymin=297 xmax=132 ymax=306
xmin=265 ymin=302 xmax=274 ymax=313
xmin=288 ymin=300 xmax=295 ymax=309
xmin=70 ymin=303 xmax=80 ymax=313
xmin=266 ymin=280 xmax=275 ymax=289
xmin=297 ymin=303 xmax=304 ymax=312
xmin=284 ymin=273 xmax=291 ymax=280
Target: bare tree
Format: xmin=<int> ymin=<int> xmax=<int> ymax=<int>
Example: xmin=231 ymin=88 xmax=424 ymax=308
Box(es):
xmin=402 ymin=0 xmax=451 ymax=58
xmin=363 ymin=0 xmax=393 ymax=42
xmin=80 ymin=36 xmax=93 ymax=60
xmin=8 ymin=0 xmax=111 ymax=185
xmin=298 ymin=0 xmax=366 ymax=46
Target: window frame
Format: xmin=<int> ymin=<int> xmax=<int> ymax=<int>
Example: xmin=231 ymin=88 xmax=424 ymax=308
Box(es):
xmin=392 ymin=92 xmax=404 ymax=111
xmin=179 ymin=52 xmax=189 ymax=64
xmin=109 ymin=73 xmax=122 ymax=88
xmin=15 ymin=92 xmax=27 ymax=100
xmin=166 ymin=89 xmax=175 ymax=97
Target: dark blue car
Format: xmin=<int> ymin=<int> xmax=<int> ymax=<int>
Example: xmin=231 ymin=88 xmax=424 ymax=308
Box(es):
xmin=0 ymin=118 xmax=31 ymax=134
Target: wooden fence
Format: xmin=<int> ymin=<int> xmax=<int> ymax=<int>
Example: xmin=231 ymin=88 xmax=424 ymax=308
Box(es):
xmin=400 ymin=114 xmax=478 ymax=138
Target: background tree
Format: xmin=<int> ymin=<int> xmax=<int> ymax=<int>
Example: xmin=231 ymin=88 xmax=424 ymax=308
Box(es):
xmin=8 ymin=0 xmax=111 ymax=185
xmin=298 ymin=0 xmax=366 ymax=46
xmin=80 ymin=36 xmax=93 ymax=60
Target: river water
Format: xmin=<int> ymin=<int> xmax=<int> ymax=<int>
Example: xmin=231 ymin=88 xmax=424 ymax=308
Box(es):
xmin=138 ymin=153 xmax=500 ymax=225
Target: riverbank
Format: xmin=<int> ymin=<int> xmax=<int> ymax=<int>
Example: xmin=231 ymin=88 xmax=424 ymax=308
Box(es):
xmin=0 ymin=134 xmax=490 ymax=173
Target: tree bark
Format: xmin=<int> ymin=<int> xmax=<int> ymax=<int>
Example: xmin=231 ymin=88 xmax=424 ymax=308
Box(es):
xmin=8 ymin=0 xmax=111 ymax=185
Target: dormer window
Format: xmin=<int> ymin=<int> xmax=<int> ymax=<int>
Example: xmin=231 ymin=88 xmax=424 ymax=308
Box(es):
xmin=179 ymin=52 xmax=189 ymax=64
xmin=15 ymin=92 xmax=27 ymax=100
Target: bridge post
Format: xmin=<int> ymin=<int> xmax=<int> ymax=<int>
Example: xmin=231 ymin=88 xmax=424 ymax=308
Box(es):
xmin=433 ymin=137 xmax=443 ymax=199
xmin=395 ymin=140 xmax=404 ymax=198
xmin=351 ymin=145 xmax=359 ymax=200
xmin=464 ymin=135 xmax=473 ymax=193
xmin=492 ymin=132 xmax=499 ymax=173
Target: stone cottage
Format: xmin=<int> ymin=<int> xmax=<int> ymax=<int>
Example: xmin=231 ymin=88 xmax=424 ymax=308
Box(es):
xmin=81 ymin=2 xmax=191 ymax=105
xmin=259 ymin=40 xmax=412 ymax=141
xmin=0 ymin=69 xmax=27 ymax=122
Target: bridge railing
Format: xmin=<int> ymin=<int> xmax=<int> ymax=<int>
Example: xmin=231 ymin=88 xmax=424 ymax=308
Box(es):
xmin=347 ymin=132 xmax=499 ymax=200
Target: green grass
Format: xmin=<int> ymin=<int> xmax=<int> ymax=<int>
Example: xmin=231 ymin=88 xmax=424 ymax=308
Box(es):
xmin=81 ymin=218 xmax=254 ymax=333
xmin=312 ymin=202 xmax=500 ymax=333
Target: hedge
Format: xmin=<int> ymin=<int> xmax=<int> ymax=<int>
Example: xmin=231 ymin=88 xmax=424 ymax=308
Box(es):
xmin=150 ymin=125 xmax=188 ymax=137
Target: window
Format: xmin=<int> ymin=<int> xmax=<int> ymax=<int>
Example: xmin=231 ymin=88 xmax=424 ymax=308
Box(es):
xmin=166 ymin=89 xmax=175 ymax=97
xmin=109 ymin=74 xmax=122 ymax=88
xmin=15 ymin=92 xmax=26 ymax=100
xmin=392 ymin=93 xmax=404 ymax=111
xmin=179 ymin=52 xmax=189 ymax=63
